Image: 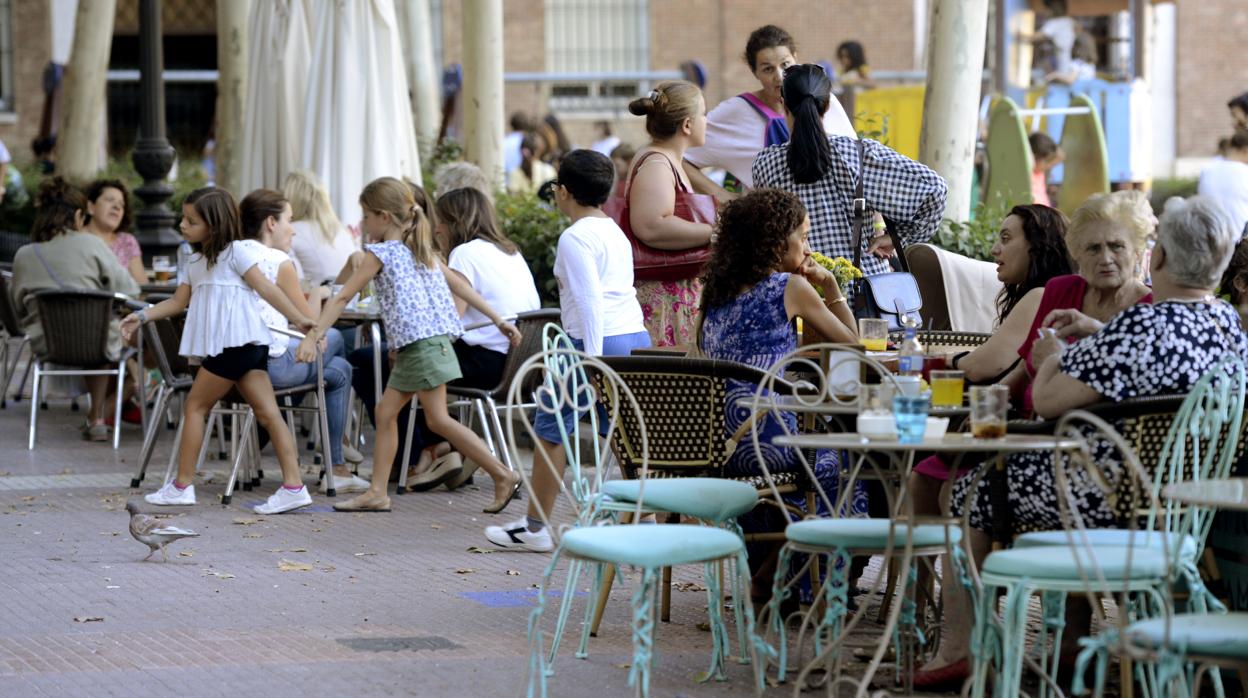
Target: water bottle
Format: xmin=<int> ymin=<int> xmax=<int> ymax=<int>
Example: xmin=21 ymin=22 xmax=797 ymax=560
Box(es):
xmin=897 ymin=325 xmax=924 ymax=378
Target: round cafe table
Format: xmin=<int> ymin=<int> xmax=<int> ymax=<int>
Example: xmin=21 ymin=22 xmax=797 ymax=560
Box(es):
xmin=768 ymin=431 xmax=1080 ymax=693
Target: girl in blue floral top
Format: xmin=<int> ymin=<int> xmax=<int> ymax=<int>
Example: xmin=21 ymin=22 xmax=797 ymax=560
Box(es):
xmin=298 ymin=177 xmax=523 ymax=514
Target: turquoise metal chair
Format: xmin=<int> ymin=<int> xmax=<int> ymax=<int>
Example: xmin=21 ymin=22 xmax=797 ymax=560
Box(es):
xmin=748 ymin=344 xmax=961 ymax=694
xmin=509 ymin=342 xmax=761 ymax=697
xmin=1012 ymin=355 xmax=1247 ymax=619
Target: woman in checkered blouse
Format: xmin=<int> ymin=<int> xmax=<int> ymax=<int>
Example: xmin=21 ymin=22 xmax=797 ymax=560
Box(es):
xmin=752 ymin=64 xmax=948 ymax=282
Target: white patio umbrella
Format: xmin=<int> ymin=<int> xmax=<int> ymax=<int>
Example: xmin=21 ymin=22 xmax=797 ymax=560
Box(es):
xmin=239 ymin=0 xmax=313 ymax=195
xmin=302 ymin=0 xmax=422 ymax=228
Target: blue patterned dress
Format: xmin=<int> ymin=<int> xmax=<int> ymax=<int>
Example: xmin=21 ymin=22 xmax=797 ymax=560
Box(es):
xmin=700 ymin=273 xmax=866 ymax=536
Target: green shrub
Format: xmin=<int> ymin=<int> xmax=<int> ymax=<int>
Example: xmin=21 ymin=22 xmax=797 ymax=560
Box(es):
xmin=936 ymin=200 xmax=1011 ymax=262
xmin=1149 ymin=178 xmax=1198 ymax=215
xmin=493 ymin=192 xmax=566 ymax=307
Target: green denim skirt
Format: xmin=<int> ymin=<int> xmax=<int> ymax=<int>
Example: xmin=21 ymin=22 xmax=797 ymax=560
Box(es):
xmin=387 ymin=334 xmax=462 ymax=393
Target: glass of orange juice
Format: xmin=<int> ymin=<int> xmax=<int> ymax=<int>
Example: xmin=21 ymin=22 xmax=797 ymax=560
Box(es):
xmin=929 ymin=370 xmax=965 ymax=408
xmin=858 ymin=318 xmax=889 ymax=352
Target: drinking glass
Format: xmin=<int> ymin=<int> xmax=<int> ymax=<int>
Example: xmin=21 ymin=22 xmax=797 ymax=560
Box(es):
xmin=858 ymin=318 xmax=889 ymax=352
xmin=930 ymin=370 xmax=965 ymax=408
xmin=152 ymin=255 xmax=173 ymax=282
xmin=893 ymin=392 xmax=931 ymax=444
xmin=970 ymin=385 xmax=1009 ymax=439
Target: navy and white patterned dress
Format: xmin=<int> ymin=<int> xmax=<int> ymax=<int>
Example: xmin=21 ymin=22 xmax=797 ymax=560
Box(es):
xmin=955 ymin=300 xmax=1248 ymax=535
xmin=700 ymin=273 xmax=866 ymax=534
xmin=752 ymin=136 xmax=947 ymax=280
xmin=365 ymin=240 xmax=462 ymax=350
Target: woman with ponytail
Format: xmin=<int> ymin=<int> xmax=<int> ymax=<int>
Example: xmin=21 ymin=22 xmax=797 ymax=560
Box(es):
xmin=753 ymin=64 xmax=948 ymax=282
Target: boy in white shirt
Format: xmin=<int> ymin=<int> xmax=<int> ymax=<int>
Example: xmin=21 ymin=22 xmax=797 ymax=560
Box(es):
xmin=485 ymin=149 xmax=649 ymax=552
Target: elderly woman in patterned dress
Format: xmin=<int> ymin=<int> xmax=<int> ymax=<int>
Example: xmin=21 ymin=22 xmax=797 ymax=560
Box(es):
xmin=697 ymin=188 xmax=866 ymax=592
xmin=915 ymin=195 xmax=1248 ymax=690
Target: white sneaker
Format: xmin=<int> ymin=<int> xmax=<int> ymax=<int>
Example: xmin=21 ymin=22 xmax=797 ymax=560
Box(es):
xmin=319 ymin=473 xmax=370 ymax=494
xmin=485 ymin=518 xmax=553 ymax=553
xmin=255 ymin=485 xmax=313 ymax=514
xmin=145 ymin=481 xmax=196 ymax=506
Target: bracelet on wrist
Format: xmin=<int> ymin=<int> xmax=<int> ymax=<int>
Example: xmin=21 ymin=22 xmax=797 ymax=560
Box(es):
xmin=136 ymin=309 xmax=148 ymax=323
xmin=826 ymin=296 xmax=848 ymax=308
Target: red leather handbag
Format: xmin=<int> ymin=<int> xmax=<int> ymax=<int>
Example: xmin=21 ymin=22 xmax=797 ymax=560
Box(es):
xmin=603 ymin=151 xmax=716 ymax=283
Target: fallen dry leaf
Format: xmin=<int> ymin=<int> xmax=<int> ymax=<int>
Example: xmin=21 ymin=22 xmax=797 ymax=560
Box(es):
xmin=353 ymin=552 xmax=377 ymax=557
xmin=506 ymin=570 xmax=520 ymax=576
xmin=99 ymin=531 xmax=119 ymax=537
xmin=232 ymin=517 xmax=261 ymax=525
xmin=321 ymin=565 xmax=336 ymax=572
xmin=243 ymin=533 xmax=262 ymax=539
xmin=429 ymin=524 xmax=442 ymax=530
xmin=673 ymin=582 xmax=707 ymax=593
xmin=455 ymin=568 xmax=476 ymax=575
xmin=20 ymin=496 xmax=35 ymax=502
xmin=177 ymin=550 xmax=193 ymax=558
xmin=289 ymin=547 xmax=307 ymax=553
xmin=466 ymin=546 xmax=494 ymax=554
xmin=73 ymin=616 xmax=104 ymax=623
xmin=278 ymin=559 xmax=313 ymax=572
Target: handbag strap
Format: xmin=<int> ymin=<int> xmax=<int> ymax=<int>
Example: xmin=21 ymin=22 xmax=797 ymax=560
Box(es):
xmin=622 ymin=150 xmax=690 ymax=199
xmin=849 ymin=139 xmax=910 ymax=273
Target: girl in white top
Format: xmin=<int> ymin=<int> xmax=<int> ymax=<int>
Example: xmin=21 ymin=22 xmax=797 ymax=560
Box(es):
xmin=120 ymin=187 xmax=318 ymax=515
xmin=283 ymin=169 xmax=358 ymax=285
xmin=683 ymin=25 xmax=855 ymax=199
xmin=297 ymin=177 xmax=524 ymax=514
xmin=484 ymin=150 xmax=649 ymax=553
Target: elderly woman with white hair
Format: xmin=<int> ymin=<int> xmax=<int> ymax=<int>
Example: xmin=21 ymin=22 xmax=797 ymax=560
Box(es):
xmin=915 ymin=195 xmax=1248 ymax=690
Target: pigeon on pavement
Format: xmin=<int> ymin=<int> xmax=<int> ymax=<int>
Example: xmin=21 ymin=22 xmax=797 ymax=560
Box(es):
xmin=126 ymin=501 xmax=200 ymax=562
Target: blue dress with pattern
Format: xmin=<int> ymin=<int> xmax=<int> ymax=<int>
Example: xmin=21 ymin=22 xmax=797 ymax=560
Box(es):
xmin=701 ymin=273 xmax=866 ymax=534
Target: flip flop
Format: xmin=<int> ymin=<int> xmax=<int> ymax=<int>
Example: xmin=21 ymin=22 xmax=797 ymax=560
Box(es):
xmin=407 ymin=452 xmax=463 ymax=492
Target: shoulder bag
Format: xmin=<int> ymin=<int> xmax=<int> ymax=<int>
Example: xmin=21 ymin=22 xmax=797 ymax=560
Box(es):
xmin=849 ymin=139 xmax=923 ymax=329
xmin=602 ymin=151 xmax=716 ymax=283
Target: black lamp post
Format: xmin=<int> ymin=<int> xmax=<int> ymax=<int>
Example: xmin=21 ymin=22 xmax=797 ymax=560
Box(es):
xmin=131 ymin=0 xmax=179 ymax=258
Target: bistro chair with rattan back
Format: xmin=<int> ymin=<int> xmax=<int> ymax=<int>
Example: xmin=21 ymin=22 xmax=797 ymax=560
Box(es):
xmin=887 ymin=328 xmax=992 ymax=355
xmin=131 ymin=314 xmax=191 ymax=488
xmin=0 ymin=270 xmax=31 ymax=408
xmin=394 ymin=309 xmax=562 ymax=494
xmin=509 ymin=345 xmax=760 ymax=698
xmin=27 ymin=289 xmax=135 ymax=450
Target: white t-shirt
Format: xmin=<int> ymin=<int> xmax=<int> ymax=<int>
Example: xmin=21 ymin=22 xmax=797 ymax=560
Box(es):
xmin=685 ymin=94 xmax=856 ymax=189
xmin=179 ymin=240 xmax=271 ymax=360
xmin=1040 ymin=17 xmax=1077 ymax=75
xmin=289 ymin=220 xmax=357 ymax=286
xmin=1198 ymin=159 xmax=1248 ymax=237
xmin=554 ymin=216 xmax=646 ymax=356
xmin=503 ymin=131 xmax=525 ymax=182
xmin=246 ymin=241 xmax=298 ymax=357
xmin=448 ymin=239 xmax=541 ymax=354
xmin=591 ymin=135 xmax=621 ymax=157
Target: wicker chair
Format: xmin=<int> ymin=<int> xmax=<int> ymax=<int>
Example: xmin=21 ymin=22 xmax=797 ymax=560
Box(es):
xmin=27 ymin=289 xmax=135 ymax=449
xmin=0 ymin=270 xmax=30 ymax=408
xmin=130 ymin=314 xmax=191 ymax=488
xmin=887 ymin=328 xmax=992 ymax=354
xmin=396 ymin=308 xmax=562 ymax=494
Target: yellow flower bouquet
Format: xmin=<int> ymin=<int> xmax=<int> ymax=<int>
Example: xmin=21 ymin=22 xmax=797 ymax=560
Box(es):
xmin=809 ymin=252 xmax=862 ymax=296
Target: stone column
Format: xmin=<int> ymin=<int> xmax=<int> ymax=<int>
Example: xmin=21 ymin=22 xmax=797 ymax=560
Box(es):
xmin=131 ymin=0 xmax=179 ymax=256
xmin=398 ymin=0 xmax=442 ymax=163
xmin=57 ymin=0 xmax=117 ymax=182
xmin=918 ymin=0 xmax=989 ymax=223
xmin=461 ymin=0 xmax=504 ymax=189
xmin=215 ymin=0 xmax=250 ymax=196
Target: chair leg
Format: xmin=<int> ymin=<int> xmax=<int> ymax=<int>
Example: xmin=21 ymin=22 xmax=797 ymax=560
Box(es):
xmin=317 ymin=387 xmax=334 ymax=497
xmin=486 ymin=397 xmax=515 ymax=472
xmin=590 ymin=562 xmax=617 ymax=637
xmin=133 ymin=386 xmax=170 ymax=487
xmin=627 ymin=567 xmax=662 ymax=695
xmin=27 ymin=361 xmax=41 ymax=449
xmin=13 ymin=340 xmax=32 ymax=403
xmin=546 ymin=559 xmax=585 ymax=669
xmin=222 ymin=411 xmax=256 ymax=505
xmin=877 ymin=557 xmax=901 ymax=624
xmin=0 ymin=339 xmax=8 ymax=408
xmin=397 ymin=404 xmax=419 ymax=495
xmin=112 ymin=360 xmax=127 ymax=450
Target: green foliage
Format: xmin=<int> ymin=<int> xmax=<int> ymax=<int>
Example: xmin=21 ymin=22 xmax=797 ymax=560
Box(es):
xmin=855 ymin=111 xmax=891 ymax=145
xmin=1149 ymin=178 xmax=1198 ymax=216
xmin=493 ymin=192 xmax=567 ymax=307
xmin=936 ymin=200 xmax=1011 ymax=262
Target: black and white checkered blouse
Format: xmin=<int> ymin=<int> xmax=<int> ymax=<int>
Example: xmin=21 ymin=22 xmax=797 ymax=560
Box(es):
xmin=752 ymin=136 xmax=948 ymax=279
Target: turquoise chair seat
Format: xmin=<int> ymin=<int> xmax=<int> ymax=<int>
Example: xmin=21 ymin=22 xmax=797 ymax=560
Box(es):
xmin=1013 ymin=529 xmax=1198 ymax=560
xmin=785 ymin=518 xmax=961 ymax=549
xmin=983 ymin=545 xmax=1167 ymax=580
xmin=1127 ymin=613 xmax=1248 ymax=658
xmin=601 ymin=478 xmax=759 ymax=523
xmin=561 ymin=523 xmax=744 ymax=568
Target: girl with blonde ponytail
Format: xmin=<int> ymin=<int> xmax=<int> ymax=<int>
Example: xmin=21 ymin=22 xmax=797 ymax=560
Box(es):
xmin=296 ymin=177 xmax=524 ymax=514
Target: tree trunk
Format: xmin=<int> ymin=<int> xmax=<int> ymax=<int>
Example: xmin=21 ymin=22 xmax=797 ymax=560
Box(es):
xmin=918 ymin=0 xmax=989 ymax=223
xmin=215 ymin=0 xmax=250 ymax=196
xmin=57 ymin=0 xmax=117 ymax=183
xmin=462 ymin=0 xmax=505 ymax=189
xmin=398 ymin=0 xmax=442 ymax=164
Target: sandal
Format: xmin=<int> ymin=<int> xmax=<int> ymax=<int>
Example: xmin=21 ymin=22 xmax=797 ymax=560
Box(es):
xmin=332 ymin=493 xmax=392 ymax=512
xmin=483 ymin=471 xmax=522 ymax=514
xmin=407 ymin=452 xmax=463 ymax=492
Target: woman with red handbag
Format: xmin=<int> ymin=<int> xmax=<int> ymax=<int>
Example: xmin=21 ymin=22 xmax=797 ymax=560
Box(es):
xmin=611 ymin=80 xmax=716 ymax=348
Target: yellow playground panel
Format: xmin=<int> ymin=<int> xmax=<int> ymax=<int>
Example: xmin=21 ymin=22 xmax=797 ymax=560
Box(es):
xmin=852 ymin=84 xmax=925 ymax=160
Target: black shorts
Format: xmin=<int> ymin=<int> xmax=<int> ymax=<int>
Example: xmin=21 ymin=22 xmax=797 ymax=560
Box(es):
xmin=200 ymin=344 xmax=270 ymax=381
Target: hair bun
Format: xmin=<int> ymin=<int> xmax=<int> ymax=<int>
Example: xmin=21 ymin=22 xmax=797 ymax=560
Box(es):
xmin=627 ymin=95 xmax=654 ymax=117
xmin=35 ymin=176 xmax=76 ymax=208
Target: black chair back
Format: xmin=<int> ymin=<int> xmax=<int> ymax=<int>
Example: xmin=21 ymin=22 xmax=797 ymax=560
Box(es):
xmin=31 ymin=289 xmax=118 ymax=366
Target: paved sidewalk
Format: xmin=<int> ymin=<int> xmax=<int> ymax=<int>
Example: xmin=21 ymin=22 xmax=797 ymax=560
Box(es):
xmin=0 ymin=393 xmax=978 ymax=697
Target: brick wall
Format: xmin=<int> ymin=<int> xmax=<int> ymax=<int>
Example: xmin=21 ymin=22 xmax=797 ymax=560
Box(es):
xmin=1175 ymin=0 xmax=1248 ymax=158
xmin=0 ymin=0 xmax=51 ymax=165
